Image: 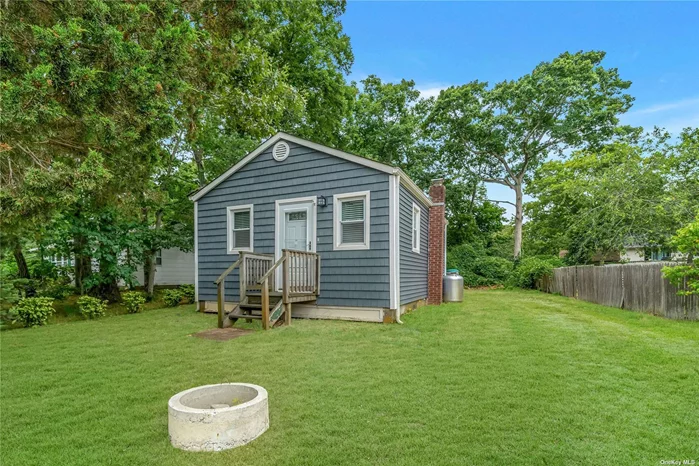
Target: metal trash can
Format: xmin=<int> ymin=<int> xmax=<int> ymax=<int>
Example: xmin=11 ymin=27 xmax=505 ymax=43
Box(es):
xmin=443 ymin=269 xmax=464 ymax=302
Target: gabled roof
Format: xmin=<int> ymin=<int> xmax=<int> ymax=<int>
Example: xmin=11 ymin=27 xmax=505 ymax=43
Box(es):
xmin=188 ymin=132 xmax=432 ymax=206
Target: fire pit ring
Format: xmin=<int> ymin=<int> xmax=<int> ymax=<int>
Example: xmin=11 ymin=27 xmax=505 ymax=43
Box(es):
xmin=168 ymin=383 xmax=269 ymax=451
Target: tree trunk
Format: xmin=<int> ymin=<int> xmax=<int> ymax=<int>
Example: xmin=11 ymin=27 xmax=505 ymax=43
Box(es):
xmin=95 ymin=258 xmax=121 ymax=303
xmin=73 ymin=234 xmax=92 ymax=295
xmin=513 ymin=182 xmax=524 ymax=259
xmin=143 ymin=253 xmax=155 ymax=300
xmin=13 ymin=242 xmax=30 ymax=279
xmin=142 ymin=210 xmax=162 ymax=301
xmin=194 ymin=148 xmax=206 ymax=187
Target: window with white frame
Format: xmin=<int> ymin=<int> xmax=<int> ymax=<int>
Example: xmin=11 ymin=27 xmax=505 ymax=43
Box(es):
xmin=412 ymin=203 xmax=421 ymax=253
xmin=227 ymin=205 xmax=253 ymax=254
xmin=333 ymin=191 xmax=370 ymax=250
xmin=155 ymin=249 xmax=162 ymax=266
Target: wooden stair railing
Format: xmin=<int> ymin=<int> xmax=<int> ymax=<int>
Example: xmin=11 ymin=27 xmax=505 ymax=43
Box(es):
xmin=215 ymin=250 xmax=321 ymax=330
xmin=215 ymin=252 xmax=274 ymax=328
xmin=256 ymin=255 xmax=286 ymax=330
xmin=215 ymin=256 xmax=243 ymax=329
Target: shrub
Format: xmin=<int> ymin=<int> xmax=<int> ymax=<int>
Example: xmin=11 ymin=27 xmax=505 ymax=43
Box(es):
xmin=77 ymin=296 xmax=107 ymax=319
xmin=473 ymin=256 xmax=513 ymax=285
xmin=122 ymin=291 xmax=146 ymax=313
xmin=163 ymin=289 xmax=182 ymax=307
xmin=508 ymin=256 xmax=562 ymax=289
xmin=40 ymin=277 xmax=75 ymax=300
xmin=11 ymin=297 xmax=55 ymax=327
xmin=448 ymin=242 xmax=514 ymax=287
xmin=179 ymin=285 xmax=195 ymax=304
xmin=11 ymin=278 xmax=39 ymax=298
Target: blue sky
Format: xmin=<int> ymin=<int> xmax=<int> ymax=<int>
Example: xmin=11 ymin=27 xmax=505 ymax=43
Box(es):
xmin=341 ymin=2 xmax=699 ymax=216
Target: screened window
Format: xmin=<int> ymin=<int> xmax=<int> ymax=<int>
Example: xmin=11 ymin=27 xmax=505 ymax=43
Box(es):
xmin=334 ymin=191 xmax=370 ymax=250
xmin=227 ymin=205 xmax=254 ymax=253
xmin=412 ymin=204 xmax=421 ymax=253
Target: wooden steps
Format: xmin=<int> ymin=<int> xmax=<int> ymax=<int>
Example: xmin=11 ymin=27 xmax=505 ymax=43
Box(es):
xmin=227 ymin=297 xmax=285 ymax=326
xmin=215 ymin=249 xmax=321 ymax=331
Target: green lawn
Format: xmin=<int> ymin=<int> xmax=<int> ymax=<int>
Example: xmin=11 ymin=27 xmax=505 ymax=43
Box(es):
xmin=2 ymin=290 xmax=698 ymax=465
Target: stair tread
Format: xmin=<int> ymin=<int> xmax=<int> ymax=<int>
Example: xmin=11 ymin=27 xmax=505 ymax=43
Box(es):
xmin=240 ymin=303 xmax=280 ymax=309
xmin=229 ymin=313 xmax=263 ymax=320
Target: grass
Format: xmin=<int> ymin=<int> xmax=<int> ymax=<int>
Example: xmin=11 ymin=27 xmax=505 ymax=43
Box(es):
xmin=1 ymin=290 xmax=697 ymax=465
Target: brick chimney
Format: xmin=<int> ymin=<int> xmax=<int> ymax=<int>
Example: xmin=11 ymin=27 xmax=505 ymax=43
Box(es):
xmin=427 ymin=179 xmax=446 ymax=305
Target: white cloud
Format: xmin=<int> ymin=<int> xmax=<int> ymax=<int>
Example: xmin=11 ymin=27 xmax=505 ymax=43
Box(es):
xmin=627 ymin=96 xmax=699 ymax=116
xmin=622 ymin=96 xmax=699 ymax=134
xmin=416 ymin=84 xmax=451 ymax=99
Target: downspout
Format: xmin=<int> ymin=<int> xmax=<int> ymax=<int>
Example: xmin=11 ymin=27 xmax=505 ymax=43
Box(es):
xmin=395 ymin=172 xmax=403 ymax=324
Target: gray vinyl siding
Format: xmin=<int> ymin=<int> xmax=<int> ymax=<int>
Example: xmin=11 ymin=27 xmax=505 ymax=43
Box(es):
xmin=197 ymin=140 xmax=390 ymax=308
xmin=399 ymin=183 xmax=429 ymax=305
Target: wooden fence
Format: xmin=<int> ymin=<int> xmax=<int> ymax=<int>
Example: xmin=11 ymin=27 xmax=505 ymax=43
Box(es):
xmin=538 ymin=262 xmax=698 ymax=320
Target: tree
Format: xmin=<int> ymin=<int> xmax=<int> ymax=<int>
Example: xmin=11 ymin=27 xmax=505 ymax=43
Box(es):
xmin=342 ymin=75 xmax=423 ymax=167
xmin=425 ymin=51 xmax=633 ymax=258
xmin=1 ymin=0 xmax=197 ymax=299
xmin=526 ymin=133 xmax=697 ymax=264
xmin=257 ymin=0 xmax=355 ymax=146
xmin=662 ymin=218 xmax=699 ymax=295
xmin=339 ymin=75 xmax=505 ymax=247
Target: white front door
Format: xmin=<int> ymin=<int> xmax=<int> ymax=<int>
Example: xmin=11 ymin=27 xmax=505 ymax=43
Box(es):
xmin=284 ymin=210 xmax=309 ymax=251
xmin=276 ymin=198 xmax=316 ymax=290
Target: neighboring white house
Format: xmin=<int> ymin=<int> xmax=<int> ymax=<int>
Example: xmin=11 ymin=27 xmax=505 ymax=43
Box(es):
xmin=621 ymin=246 xmax=645 ymax=262
xmin=622 ymin=245 xmax=685 ymax=263
xmin=131 ymin=248 xmax=194 ymax=286
xmin=44 ymin=248 xmax=194 ymax=286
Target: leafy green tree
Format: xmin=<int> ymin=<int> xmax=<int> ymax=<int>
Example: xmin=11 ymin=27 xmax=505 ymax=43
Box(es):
xmin=342 ymin=75 xmax=423 ymax=167
xmin=662 ymin=218 xmax=699 ymax=295
xmin=257 ymin=0 xmax=355 ymax=146
xmin=444 ymin=180 xmax=505 ymax=247
xmin=340 ymin=75 xmax=505 ymax=248
xmin=1 ymin=1 xmax=197 ymax=298
xmin=170 ymin=2 xmax=306 ymax=187
xmin=425 ymin=51 xmax=633 ymax=258
xmin=526 ymin=134 xmax=697 ymax=264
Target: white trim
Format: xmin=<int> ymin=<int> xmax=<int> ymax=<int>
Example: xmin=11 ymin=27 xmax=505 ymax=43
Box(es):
xmin=389 ymin=174 xmax=401 ymax=313
xmin=194 ymin=201 xmax=199 ymax=302
xmin=188 ymin=132 xmax=433 ymax=207
xmin=274 ymin=196 xmax=317 ymax=289
xmin=291 ymin=304 xmax=384 ymax=323
xmin=399 ymin=174 xmax=433 ymax=208
xmin=226 ymin=204 xmax=254 ymax=254
xmin=272 ymin=141 xmax=290 ymax=161
xmin=411 ymin=203 xmax=421 ymax=254
xmin=200 ymin=301 xmax=384 ymax=322
xmin=395 ymin=176 xmax=401 ymax=313
xmin=389 ymin=176 xmax=396 ymax=310
xmin=333 ymin=190 xmax=371 ymax=251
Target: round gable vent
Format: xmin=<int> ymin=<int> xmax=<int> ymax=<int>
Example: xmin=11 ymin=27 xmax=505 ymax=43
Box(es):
xmin=272 ymin=141 xmax=290 ymax=161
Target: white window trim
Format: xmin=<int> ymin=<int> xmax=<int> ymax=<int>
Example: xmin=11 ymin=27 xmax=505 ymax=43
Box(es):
xmin=412 ymin=203 xmax=421 ymax=254
xmin=333 ymin=191 xmax=371 ymax=251
xmin=226 ymin=204 xmax=254 ymax=254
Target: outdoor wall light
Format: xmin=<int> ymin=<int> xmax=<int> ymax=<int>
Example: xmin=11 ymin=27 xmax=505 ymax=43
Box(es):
xmin=317 ymin=195 xmax=327 ymax=207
